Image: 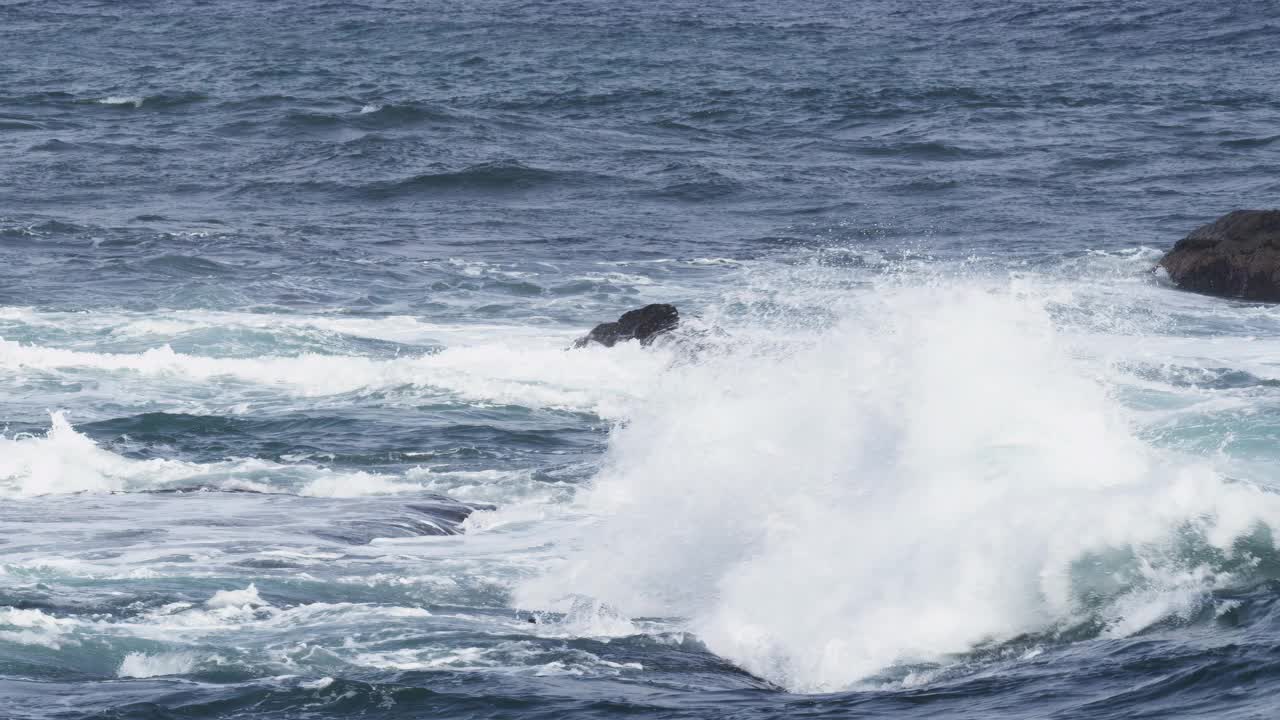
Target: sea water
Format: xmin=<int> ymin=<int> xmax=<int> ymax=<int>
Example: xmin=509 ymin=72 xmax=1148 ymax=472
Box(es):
xmin=2 ymin=1 xmax=1280 ymax=717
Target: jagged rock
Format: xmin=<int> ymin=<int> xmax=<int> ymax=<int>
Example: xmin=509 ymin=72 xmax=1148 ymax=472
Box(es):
xmin=1158 ymin=210 xmax=1280 ymax=301
xmin=573 ymin=303 xmax=679 ymax=348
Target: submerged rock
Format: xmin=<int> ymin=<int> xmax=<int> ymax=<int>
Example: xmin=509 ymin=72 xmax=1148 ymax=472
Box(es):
xmin=573 ymin=303 xmax=679 ymax=348
xmin=1158 ymin=210 xmax=1280 ymax=301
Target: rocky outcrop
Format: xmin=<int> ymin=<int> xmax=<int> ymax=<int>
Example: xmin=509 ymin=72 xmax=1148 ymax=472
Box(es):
xmin=573 ymin=303 xmax=679 ymax=348
xmin=1159 ymin=210 xmax=1280 ymax=301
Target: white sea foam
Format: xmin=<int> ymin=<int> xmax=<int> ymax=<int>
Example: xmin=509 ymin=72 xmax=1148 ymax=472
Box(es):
xmin=0 ymin=599 xmax=445 ymax=680
xmin=516 ymin=279 xmax=1280 ymax=692
xmin=117 ymin=651 xmax=197 ymax=678
xmin=0 ymin=413 xmax=526 ymax=498
xmin=8 ymin=258 xmax=1279 ymax=692
xmin=351 ymin=640 xmax=639 ymax=677
xmin=687 ymin=257 xmax=742 ymax=266
xmin=98 ymin=95 xmax=143 ymax=107
xmin=0 ymin=608 xmax=77 ymax=649
xmin=299 ymin=471 xmax=424 ymax=498
xmin=0 ymin=336 xmax=668 ymax=416
xmin=97 ymin=599 xmax=434 ymax=646
xmin=207 ymin=584 xmax=268 ymax=609
xmin=0 ymin=307 xmax=569 ymax=346
xmin=0 ymin=412 xmax=197 ymax=496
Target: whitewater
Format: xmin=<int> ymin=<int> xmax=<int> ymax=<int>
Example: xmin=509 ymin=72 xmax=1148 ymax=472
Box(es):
xmin=4 ymin=249 xmax=1280 ymax=709
xmin=6 ymin=0 xmax=1280 ymax=716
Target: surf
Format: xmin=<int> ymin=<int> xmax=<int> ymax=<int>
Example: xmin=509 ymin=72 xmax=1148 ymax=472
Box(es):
xmin=516 ymin=272 xmax=1280 ymax=692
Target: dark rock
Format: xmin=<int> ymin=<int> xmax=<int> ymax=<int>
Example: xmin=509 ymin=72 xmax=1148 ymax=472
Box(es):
xmin=1158 ymin=210 xmax=1280 ymax=301
xmin=573 ymin=303 xmax=679 ymax=348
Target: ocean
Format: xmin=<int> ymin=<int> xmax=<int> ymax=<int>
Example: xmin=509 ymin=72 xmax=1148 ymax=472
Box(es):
xmin=3 ymin=1 xmax=1280 ymax=717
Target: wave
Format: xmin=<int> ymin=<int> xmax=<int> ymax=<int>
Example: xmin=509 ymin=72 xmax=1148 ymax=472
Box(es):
xmin=90 ymin=92 xmax=207 ymax=109
xmin=138 ymin=253 xmax=236 ymax=277
xmin=227 ymin=161 xmax=604 ymax=201
xmin=0 ymin=587 xmax=646 ymax=690
xmin=28 ymin=138 xmax=77 ymax=153
xmin=0 ymin=334 xmax=669 ymax=415
xmin=853 ymin=140 xmax=1005 ymax=161
xmin=280 ymin=101 xmax=460 ymax=130
xmin=96 ymin=95 xmax=143 ymax=108
xmin=1221 ymin=134 xmax=1280 ymax=149
xmin=117 ymin=651 xmax=196 ymax=678
xmin=0 ymin=412 xmax=518 ymax=507
xmin=351 ymin=101 xmax=459 ymax=127
xmin=359 ymin=161 xmax=598 ymax=199
xmin=0 ymin=219 xmax=89 ymax=238
xmin=0 ymin=307 xmax=535 ymax=346
xmin=0 ymin=117 xmax=43 ymax=131
xmin=646 ymin=162 xmax=747 ymax=203
xmin=515 ymin=277 xmax=1280 ymax=693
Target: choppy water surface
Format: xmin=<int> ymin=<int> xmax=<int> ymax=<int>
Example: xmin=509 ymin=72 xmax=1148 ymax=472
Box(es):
xmin=3 ymin=1 xmax=1280 ymax=718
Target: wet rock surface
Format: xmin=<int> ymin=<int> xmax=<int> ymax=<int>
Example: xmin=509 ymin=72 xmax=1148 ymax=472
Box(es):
xmin=1159 ymin=210 xmax=1280 ymax=301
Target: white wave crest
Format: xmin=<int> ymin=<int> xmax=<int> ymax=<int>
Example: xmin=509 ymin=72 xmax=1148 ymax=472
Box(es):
xmin=0 ymin=413 xmax=525 ymax=498
xmin=0 ymin=337 xmax=668 ymax=416
xmin=0 ymin=412 xmax=195 ymax=496
xmin=117 ymin=651 xmax=196 ymax=678
xmin=97 ymin=96 xmax=143 ymax=108
xmin=207 ymin=584 xmax=268 ymax=609
xmin=0 ymin=607 xmax=77 ymax=649
xmin=516 ymin=280 xmax=1280 ymax=692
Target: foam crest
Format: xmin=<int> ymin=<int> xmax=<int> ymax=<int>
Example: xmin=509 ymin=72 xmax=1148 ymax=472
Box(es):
xmin=105 ymin=598 xmax=434 ymax=642
xmin=0 ymin=337 xmax=668 ymax=415
xmin=517 ymin=280 xmax=1280 ymax=692
xmin=0 ymin=307 xmax=538 ymax=345
xmin=0 ymin=412 xmax=195 ymax=496
xmin=207 ymin=584 xmax=268 ymax=609
xmin=351 ymin=640 xmax=641 ymax=677
xmin=97 ymin=95 xmax=143 ymax=107
xmin=0 ymin=608 xmax=77 ymax=649
xmin=117 ymin=651 xmax=197 ymax=678
xmin=0 ymin=413 xmax=506 ymax=498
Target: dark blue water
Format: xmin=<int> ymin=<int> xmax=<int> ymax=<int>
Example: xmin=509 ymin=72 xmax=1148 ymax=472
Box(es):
xmin=4 ymin=1 xmax=1280 ymax=718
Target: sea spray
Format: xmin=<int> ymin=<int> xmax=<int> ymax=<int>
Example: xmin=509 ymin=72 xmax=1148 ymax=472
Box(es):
xmin=516 ymin=279 xmax=1280 ymax=692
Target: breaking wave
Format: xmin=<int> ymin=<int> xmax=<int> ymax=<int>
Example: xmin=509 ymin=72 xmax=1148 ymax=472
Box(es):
xmin=0 ymin=412 xmax=528 ymax=503
xmin=517 ymin=276 xmax=1280 ymax=692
